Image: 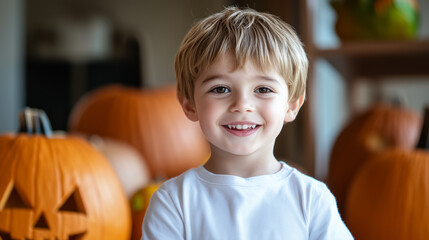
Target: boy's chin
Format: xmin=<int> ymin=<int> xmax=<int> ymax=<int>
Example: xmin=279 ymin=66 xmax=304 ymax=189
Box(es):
xmin=212 ymin=145 xmax=266 ymax=157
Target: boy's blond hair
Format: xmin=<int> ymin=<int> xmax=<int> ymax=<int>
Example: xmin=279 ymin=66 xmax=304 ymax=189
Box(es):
xmin=175 ymin=6 xmax=308 ymax=103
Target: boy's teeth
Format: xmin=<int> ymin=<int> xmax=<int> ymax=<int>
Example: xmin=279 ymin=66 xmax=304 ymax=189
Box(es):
xmin=227 ymin=124 xmax=257 ymax=130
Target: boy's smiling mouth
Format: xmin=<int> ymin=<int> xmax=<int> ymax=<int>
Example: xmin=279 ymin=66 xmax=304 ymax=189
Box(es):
xmin=222 ymin=122 xmax=261 ymax=136
xmin=226 ymin=124 xmax=257 ymax=130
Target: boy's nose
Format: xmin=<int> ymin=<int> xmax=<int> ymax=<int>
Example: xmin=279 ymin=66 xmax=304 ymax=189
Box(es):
xmin=229 ymin=93 xmax=255 ymax=113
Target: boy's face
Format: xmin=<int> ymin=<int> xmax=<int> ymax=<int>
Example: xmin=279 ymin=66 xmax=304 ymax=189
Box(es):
xmin=180 ymin=53 xmax=304 ymax=157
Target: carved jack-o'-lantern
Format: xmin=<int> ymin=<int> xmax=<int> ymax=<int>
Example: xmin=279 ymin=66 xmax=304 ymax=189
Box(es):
xmin=0 ymin=108 xmax=131 ymax=240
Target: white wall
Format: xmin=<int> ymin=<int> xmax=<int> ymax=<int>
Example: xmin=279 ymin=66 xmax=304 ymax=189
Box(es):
xmin=25 ymin=0 xmax=230 ymax=88
xmin=114 ymin=0 xmax=230 ymax=87
xmin=0 ymin=0 xmax=24 ymax=134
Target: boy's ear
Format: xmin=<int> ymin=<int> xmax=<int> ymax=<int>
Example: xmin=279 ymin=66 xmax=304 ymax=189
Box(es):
xmin=179 ymin=96 xmax=199 ymax=122
xmin=284 ymin=93 xmax=305 ymax=123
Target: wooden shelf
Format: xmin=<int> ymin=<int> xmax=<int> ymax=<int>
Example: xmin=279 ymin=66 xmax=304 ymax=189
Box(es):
xmin=313 ymin=39 xmax=429 ymax=79
xmin=298 ymin=0 xmax=429 ymax=178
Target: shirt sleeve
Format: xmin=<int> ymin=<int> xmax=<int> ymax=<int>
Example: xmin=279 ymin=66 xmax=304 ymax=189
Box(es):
xmin=308 ymin=184 xmax=354 ymax=240
xmin=141 ymin=188 xmax=184 ymax=240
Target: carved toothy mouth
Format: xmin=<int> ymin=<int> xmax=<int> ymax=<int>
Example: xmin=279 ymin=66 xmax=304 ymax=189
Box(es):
xmin=0 ymin=231 xmax=86 ymax=240
xmin=0 ymin=184 xmax=88 ymax=240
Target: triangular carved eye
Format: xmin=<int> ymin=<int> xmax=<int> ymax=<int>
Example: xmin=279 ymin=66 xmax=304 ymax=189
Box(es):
xmin=58 ymin=187 xmax=86 ymax=214
xmin=3 ymin=185 xmax=32 ymax=209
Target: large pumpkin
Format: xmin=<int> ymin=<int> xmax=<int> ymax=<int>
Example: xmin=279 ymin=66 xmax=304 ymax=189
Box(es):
xmin=68 ymin=85 xmax=210 ymax=179
xmin=327 ymin=103 xmax=421 ymax=215
xmin=345 ymin=107 xmax=429 ymax=239
xmin=0 ymin=108 xmax=131 ymax=240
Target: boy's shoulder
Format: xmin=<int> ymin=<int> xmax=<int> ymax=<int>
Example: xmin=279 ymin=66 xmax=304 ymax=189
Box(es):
xmin=286 ymin=164 xmax=329 ymax=192
xmin=156 ymin=166 xmax=201 ymax=192
xmin=265 ymin=163 xmax=333 ymax=206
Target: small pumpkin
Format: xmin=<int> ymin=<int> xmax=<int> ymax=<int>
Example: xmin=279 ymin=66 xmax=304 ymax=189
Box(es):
xmin=0 ymin=108 xmax=131 ymax=240
xmin=68 ymin=85 xmax=210 ymax=179
xmin=129 ymin=182 xmax=162 ymax=240
xmin=345 ymin=107 xmax=429 ymax=239
xmin=327 ymin=103 xmax=421 ymax=215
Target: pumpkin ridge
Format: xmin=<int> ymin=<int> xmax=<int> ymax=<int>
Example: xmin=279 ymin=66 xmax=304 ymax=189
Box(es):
xmin=81 ymin=139 xmax=130 ymax=239
xmin=28 ymin=137 xmax=40 ymax=210
xmin=141 ymin=92 xmax=158 ymax=175
xmin=0 ymin=137 xmax=23 ymax=208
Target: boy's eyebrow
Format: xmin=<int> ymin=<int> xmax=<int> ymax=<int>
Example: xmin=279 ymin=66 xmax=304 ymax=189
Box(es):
xmin=257 ymin=75 xmax=281 ymax=83
xmin=201 ymin=74 xmax=223 ymax=84
xmin=201 ymin=74 xmax=282 ymax=84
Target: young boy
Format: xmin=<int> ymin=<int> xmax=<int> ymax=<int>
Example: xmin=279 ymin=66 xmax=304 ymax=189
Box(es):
xmin=142 ymin=6 xmax=353 ymax=239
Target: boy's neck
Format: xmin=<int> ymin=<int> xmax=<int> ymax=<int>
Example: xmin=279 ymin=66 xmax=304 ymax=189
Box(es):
xmin=203 ymin=149 xmax=282 ymax=178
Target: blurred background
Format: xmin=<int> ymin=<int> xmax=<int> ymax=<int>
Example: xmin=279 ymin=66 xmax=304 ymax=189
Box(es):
xmin=1 ymin=0 xmax=429 ymax=181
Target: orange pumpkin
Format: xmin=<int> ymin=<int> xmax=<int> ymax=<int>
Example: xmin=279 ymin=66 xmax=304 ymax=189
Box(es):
xmin=69 ymin=85 xmax=210 ymax=179
xmin=345 ymin=107 xmax=429 ymax=239
xmin=0 ymin=108 xmax=131 ymax=240
xmin=327 ymin=103 xmax=421 ymax=215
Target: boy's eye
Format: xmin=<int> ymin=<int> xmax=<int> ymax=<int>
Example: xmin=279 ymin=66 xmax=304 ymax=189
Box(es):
xmin=210 ymin=86 xmax=230 ymax=94
xmin=255 ymin=87 xmax=273 ymax=93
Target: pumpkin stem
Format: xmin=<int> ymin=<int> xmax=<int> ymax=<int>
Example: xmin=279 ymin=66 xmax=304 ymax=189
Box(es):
xmin=416 ymin=107 xmax=429 ymax=150
xmin=18 ymin=107 xmax=53 ymax=137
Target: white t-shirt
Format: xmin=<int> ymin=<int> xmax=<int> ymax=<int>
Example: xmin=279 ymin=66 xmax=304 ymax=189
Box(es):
xmin=142 ymin=161 xmax=353 ymax=240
